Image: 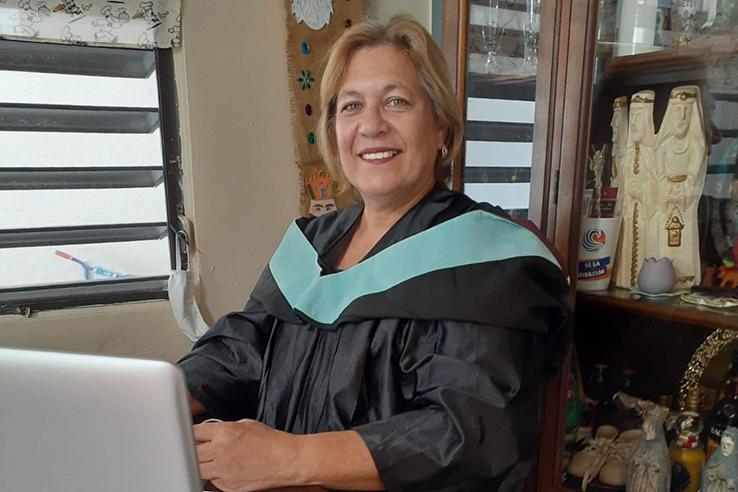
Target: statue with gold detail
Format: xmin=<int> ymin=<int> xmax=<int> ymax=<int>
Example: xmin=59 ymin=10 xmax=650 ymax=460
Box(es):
xmin=304 ymin=170 xmax=338 ymax=217
xmin=611 ymin=96 xmax=629 ymax=213
xmin=614 ymin=90 xmax=658 ymax=289
xmin=649 ymin=86 xmax=707 ymax=288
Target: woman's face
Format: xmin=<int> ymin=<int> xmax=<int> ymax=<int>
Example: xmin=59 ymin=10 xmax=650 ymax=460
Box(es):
xmin=335 ymin=44 xmax=444 ymax=207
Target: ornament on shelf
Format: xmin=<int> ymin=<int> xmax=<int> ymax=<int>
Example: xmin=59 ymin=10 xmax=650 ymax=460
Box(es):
xmin=701 ymin=426 xmax=738 ymax=492
xmin=613 ymin=90 xmax=657 ymax=289
xmin=627 ymin=406 xmax=671 ymax=492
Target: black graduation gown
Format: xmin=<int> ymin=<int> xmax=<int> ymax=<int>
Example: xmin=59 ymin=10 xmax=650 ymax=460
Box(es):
xmin=178 ymin=187 xmax=569 ymax=492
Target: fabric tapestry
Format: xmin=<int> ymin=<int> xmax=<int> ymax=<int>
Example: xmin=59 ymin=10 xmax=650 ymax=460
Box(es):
xmin=283 ymin=0 xmax=364 ymax=217
xmin=0 ymin=0 xmax=181 ymax=49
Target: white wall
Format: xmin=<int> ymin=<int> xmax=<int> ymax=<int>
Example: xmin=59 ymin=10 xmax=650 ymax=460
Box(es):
xmin=366 ymin=0 xmax=432 ymax=29
xmin=0 ymin=0 xmax=432 ymax=362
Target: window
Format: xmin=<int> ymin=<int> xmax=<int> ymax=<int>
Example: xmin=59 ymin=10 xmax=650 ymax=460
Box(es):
xmin=0 ymin=40 xmax=183 ymax=314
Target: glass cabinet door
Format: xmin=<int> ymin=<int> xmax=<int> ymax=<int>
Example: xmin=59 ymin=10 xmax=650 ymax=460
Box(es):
xmin=460 ymin=0 xmax=543 ymax=222
xmin=570 ymin=1 xmax=738 ymax=492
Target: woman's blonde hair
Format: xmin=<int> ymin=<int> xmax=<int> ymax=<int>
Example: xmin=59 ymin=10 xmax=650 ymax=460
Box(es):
xmin=316 ymin=15 xmax=463 ymax=194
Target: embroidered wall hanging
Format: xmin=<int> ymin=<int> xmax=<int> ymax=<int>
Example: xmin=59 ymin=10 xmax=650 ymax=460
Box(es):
xmin=283 ymin=0 xmax=364 ymax=216
xmin=0 ymin=0 xmax=181 ymax=49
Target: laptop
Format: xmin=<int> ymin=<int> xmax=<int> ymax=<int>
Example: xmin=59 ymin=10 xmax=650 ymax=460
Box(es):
xmin=0 ymin=347 xmax=202 ymax=492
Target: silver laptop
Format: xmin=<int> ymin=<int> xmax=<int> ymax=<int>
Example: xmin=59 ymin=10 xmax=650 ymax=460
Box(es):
xmin=0 ymin=347 xmax=202 ymax=492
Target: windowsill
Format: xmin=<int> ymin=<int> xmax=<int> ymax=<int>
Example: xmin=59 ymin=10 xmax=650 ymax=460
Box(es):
xmin=0 ymin=299 xmax=191 ymax=363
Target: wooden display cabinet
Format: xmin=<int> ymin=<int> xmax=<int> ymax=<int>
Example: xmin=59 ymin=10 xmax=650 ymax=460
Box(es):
xmin=442 ymin=1 xmax=738 ymax=491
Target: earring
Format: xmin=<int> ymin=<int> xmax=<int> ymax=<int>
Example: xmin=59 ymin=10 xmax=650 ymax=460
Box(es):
xmin=440 ymin=145 xmax=449 ymax=160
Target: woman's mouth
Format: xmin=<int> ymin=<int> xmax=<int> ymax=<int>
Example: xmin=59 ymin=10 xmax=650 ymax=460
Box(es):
xmin=359 ymin=149 xmax=400 ymax=164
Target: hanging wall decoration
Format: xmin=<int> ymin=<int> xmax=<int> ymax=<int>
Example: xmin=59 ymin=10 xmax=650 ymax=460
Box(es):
xmin=0 ymin=0 xmax=181 ymax=48
xmin=283 ymin=0 xmax=364 ymax=216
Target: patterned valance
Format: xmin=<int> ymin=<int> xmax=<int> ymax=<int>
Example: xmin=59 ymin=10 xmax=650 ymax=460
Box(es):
xmin=0 ymin=0 xmax=181 ymax=49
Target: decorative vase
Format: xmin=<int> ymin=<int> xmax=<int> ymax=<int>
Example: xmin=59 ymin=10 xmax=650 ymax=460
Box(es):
xmin=637 ymin=257 xmax=677 ymax=294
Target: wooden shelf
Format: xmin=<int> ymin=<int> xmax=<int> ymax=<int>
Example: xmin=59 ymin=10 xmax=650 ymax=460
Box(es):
xmin=601 ymin=49 xmax=706 ymax=87
xmin=577 ymin=288 xmax=738 ymax=330
xmin=597 ymin=37 xmax=738 ymax=88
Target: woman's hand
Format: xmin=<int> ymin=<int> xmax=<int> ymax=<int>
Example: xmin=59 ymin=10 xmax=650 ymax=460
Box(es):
xmin=194 ymin=419 xmax=306 ymax=492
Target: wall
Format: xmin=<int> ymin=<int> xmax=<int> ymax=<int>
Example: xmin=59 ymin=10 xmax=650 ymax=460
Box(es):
xmin=0 ymin=0 xmax=431 ymax=362
xmin=365 ymin=0 xmax=431 ymax=28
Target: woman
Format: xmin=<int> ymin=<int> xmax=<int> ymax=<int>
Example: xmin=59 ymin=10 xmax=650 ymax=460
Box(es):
xmin=178 ymin=16 xmax=568 ymax=492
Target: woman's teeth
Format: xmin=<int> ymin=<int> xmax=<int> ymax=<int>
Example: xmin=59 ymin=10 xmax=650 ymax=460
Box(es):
xmin=361 ymin=150 xmax=398 ymax=160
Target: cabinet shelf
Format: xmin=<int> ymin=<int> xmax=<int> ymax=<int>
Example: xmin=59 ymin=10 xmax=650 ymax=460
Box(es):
xmin=602 ymin=49 xmax=706 ymax=86
xmin=599 ymin=39 xmax=738 ymax=87
xmin=577 ymin=288 xmax=738 ymax=330
xmin=467 ymin=73 xmax=536 ymax=100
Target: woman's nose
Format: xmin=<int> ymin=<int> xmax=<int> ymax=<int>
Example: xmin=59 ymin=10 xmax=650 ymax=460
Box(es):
xmin=358 ymin=104 xmax=389 ymax=136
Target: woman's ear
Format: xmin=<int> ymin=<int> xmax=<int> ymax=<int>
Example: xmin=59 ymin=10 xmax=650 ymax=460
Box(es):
xmin=437 ymin=127 xmax=448 ymax=150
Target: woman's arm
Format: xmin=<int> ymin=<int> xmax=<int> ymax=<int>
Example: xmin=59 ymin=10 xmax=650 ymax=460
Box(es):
xmin=188 ymin=393 xmax=206 ymax=416
xmin=295 ymin=430 xmax=384 ymax=490
xmin=178 ymin=297 xmax=272 ymax=421
xmin=194 ymin=421 xmax=384 ymax=491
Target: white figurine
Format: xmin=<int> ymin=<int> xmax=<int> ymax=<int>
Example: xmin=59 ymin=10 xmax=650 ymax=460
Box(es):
xmin=611 ymin=96 xmax=630 ymax=204
xmin=701 ymin=427 xmax=738 ymax=492
xmin=650 ymin=86 xmax=707 ymax=288
xmin=614 ymin=90 xmax=657 ymax=289
xmin=627 ymin=406 xmax=671 ymax=492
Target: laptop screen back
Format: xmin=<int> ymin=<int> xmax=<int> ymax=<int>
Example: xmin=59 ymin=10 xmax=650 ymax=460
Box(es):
xmin=0 ymin=347 xmax=201 ymax=492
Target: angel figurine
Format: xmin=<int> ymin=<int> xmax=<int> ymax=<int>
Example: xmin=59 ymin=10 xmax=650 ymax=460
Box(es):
xmin=701 ymin=427 xmax=738 ymax=492
xmin=626 ymin=406 xmax=670 ymax=492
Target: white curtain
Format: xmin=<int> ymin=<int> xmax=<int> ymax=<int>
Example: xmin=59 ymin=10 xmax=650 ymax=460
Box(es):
xmin=0 ymin=0 xmax=181 ymax=49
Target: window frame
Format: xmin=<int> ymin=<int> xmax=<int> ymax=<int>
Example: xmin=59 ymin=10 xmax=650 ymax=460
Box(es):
xmin=0 ymin=45 xmax=185 ymax=315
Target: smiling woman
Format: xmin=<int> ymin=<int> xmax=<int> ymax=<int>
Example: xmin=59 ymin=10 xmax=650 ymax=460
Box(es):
xmin=317 ymin=16 xmax=462 ymax=199
xmin=333 ymin=44 xmax=443 ymax=212
xmin=178 ymin=15 xmax=569 ymax=492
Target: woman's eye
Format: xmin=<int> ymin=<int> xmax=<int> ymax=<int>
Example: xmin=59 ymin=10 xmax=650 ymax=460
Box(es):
xmin=388 ymin=97 xmax=408 ymax=108
xmin=341 ymin=102 xmax=361 ymax=113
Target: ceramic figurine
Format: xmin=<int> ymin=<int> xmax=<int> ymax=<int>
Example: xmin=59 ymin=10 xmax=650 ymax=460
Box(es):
xmin=701 ymin=426 xmax=738 ymax=492
xmin=650 ymin=86 xmax=707 ymax=288
xmin=637 ymin=257 xmax=677 ymax=294
xmin=614 ymin=90 xmax=658 ymax=289
xmin=611 ymin=96 xmax=630 ymax=211
xmin=627 ymin=406 xmax=671 ymax=492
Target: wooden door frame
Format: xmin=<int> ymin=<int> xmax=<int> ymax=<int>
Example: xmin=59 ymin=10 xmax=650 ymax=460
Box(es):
xmin=441 ymin=1 xmax=599 ymax=490
xmin=441 ymin=0 xmax=468 ymax=193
